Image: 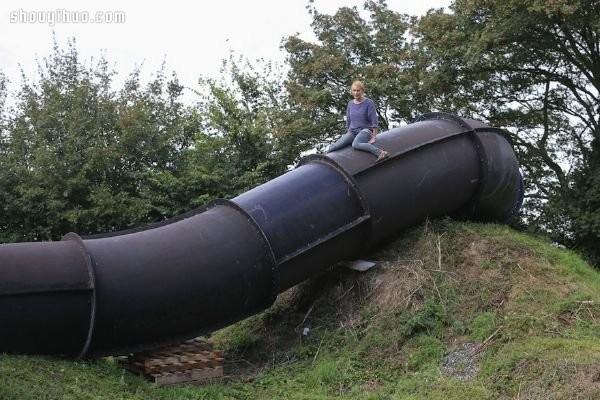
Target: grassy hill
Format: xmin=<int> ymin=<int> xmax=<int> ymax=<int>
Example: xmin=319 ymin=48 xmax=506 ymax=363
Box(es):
xmin=1 ymin=220 xmax=599 ymax=399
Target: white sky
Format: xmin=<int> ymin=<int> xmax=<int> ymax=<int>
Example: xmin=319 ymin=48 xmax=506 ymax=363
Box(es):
xmin=1 ymin=0 xmax=451 ymax=100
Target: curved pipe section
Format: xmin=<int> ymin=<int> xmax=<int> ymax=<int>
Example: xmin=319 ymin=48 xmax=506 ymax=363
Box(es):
xmin=0 ymin=113 xmax=522 ymax=357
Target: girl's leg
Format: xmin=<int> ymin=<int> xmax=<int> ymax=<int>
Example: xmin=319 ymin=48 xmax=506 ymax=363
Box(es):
xmin=326 ymin=131 xmax=356 ymax=153
xmin=352 ymin=129 xmax=382 ymax=156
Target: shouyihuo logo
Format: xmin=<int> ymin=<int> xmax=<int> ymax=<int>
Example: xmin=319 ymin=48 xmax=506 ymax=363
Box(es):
xmin=9 ymin=9 xmax=126 ymax=26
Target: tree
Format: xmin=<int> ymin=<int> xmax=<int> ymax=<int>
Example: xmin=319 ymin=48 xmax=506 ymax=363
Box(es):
xmin=188 ymin=55 xmax=295 ymax=199
xmin=282 ymin=0 xmax=419 ymax=149
xmin=0 ymin=71 xmax=10 ymax=237
xmin=110 ymin=66 xmax=197 ymax=221
xmin=415 ymin=0 xmax=600 ymax=264
xmin=0 ymin=39 xmax=195 ymax=241
xmin=1 ymin=40 xmax=313 ymax=243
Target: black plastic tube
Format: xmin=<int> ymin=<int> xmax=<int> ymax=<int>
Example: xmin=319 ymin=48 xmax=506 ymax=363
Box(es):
xmin=0 ymin=113 xmax=523 ymax=357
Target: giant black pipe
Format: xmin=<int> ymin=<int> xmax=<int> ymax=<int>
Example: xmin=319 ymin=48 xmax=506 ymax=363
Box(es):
xmin=0 ymin=113 xmax=523 ymax=358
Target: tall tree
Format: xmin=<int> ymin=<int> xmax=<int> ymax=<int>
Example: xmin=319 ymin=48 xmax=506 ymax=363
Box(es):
xmin=415 ymin=0 xmax=600 ymax=263
xmin=188 ymin=56 xmax=294 ymax=199
xmin=282 ymin=0 xmax=417 ymax=149
xmin=111 ymin=66 xmax=197 ymax=221
xmin=0 ymin=71 xmax=10 ymax=237
xmin=0 ymin=40 xmax=194 ymax=241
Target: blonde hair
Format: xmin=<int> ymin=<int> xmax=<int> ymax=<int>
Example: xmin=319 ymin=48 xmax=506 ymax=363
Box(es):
xmin=350 ymin=80 xmax=365 ymax=92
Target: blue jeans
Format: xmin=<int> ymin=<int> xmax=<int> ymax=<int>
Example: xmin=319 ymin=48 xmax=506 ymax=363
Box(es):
xmin=326 ymin=129 xmax=382 ymax=156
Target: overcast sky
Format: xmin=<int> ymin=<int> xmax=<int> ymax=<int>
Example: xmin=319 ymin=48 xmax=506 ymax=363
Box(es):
xmin=1 ymin=0 xmax=451 ymax=98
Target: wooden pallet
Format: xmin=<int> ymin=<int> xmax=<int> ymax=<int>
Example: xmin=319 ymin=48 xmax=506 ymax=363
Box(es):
xmin=118 ymin=338 xmax=224 ymax=386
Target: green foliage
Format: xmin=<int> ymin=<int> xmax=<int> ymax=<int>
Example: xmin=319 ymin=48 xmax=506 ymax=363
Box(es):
xmin=402 ymin=335 xmax=445 ymax=372
xmin=469 ymin=312 xmax=498 ymax=342
xmin=0 ymin=43 xmax=300 ymax=242
xmin=399 ymin=298 xmax=448 ymax=338
xmin=415 ymin=0 xmax=600 ymax=264
xmin=191 ymin=55 xmax=293 ymax=196
xmin=0 ymin=39 xmax=196 ymax=240
xmin=567 ymin=144 xmax=600 ymax=265
xmin=303 ymin=356 xmax=356 ymax=394
xmin=282 ymin=0 xmax=417 ymax=148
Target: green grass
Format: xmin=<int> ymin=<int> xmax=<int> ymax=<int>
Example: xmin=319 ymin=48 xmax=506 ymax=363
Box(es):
xmin=469 ymin=311 xmax=498 ymax=341
xmin=0 ymin=355 xmax=241 ymax=400
xmin=1 ymin=220 xmax=599 ymax=399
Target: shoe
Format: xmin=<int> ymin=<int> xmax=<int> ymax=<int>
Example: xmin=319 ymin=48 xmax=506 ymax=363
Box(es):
xmin=376 ymin=150 xmax=389 ymax=162
xmin=316 ymin=144 xmax=330 ymax=154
